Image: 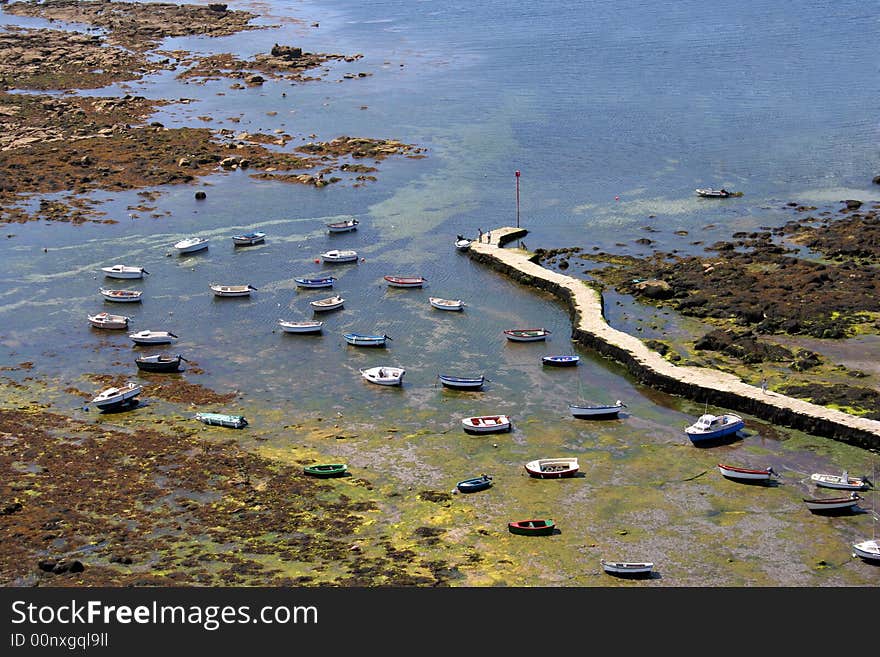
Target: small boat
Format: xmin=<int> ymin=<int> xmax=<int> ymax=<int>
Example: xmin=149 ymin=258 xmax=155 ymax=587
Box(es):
xmin=210 ymin=283 xmax=256 ymax=297
xmin=600 ymin=560 xmax=655 ymax=577
xmin=321 ymin=249 xmax=358 ymax=263
xmin=852 ymin=539 xmax=880 ymax=563
xmin=88 ymin=312 xmax=130 ymax=330
xmin=129 ymin=330 xmax=178 ymax=345
xmin=135 ymin=353 xmax=186 ymax=373
xmin=326 ymin=218 xmax=359 ymax=233
xmin=438 ymin=374 xmax=485 ymax=390
xmin=454 ymin=236 xmax=472 ymax=251
xmin=456 ymin=474 xmax=492 ymax=494
xmin=461 ymin=415 xmax=511 ymax=434
xmin=803 ymin=492 xmax=861 ymax=513
xmin=429 ymin=297 xmax=464 ymax=311
xmin=231 ymin=231 xmax=265 ymax=246
xmin=195 ymin=412 xmax=248 ymax=429
xmin=360 ymin=366 xmax=405 ymax=386
xmin=717 ymin=463 xmax=778 ymax=483
xmin=695 ymin=188 xmax=731 ymax=198
xmin=810 ymin=471 xmax=872 ymax=491
xmin=344 ymin=332 xmax=390 ymax=347
xmin=524 ymin=457 xmax=579 ymax=479
xmin=304 ymin=463 xmax=348 ymax=478
xmin=174 ymin=237 xmax=209 ymax=254
xmin=101 ymin=264 xmax=149 ymax=279
xmin=295 ymin=276 xmax=337 ymax=289
xmin=278 ymin=319 xmax=323 ymax=334
xmin=684 ymin=412 xmax=745 ymax=444
xmin=542 ymin=355 xmax=579 ymax=367
xmin=504 ymin=328 xmax=551 ymax=342
xmin=310 ymin=295 xmax=344 ymax=312
xmin=569 ymin=400 xmax=626 ymax=419
xmin=508 ymin=519 xmax=556 ymax=536
xmin=384 ymin=275 xmax=426 ymax=288
xmin=91 ymin=382 xmax=141 ymax=410
xmin=100 ymin=288 xmax=143 ymax=303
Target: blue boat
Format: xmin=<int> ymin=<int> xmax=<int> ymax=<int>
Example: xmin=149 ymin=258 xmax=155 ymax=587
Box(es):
xmin=685 ymin=413 xmax=744 ymax=444
xmin=456 ymin=474 xmax=492 ymax=493
xmin=542 ymin=355 xmax=580 ymax=367
xmin=343 ymin=332 xmax=390 ymax=347
xmin=232 ymin=231 xmax=266 ymax=246
xmin=195 ymin=412 xmax=248 ymax=429
xmin=438 ymin=374 xmax=485 ymax=390
xmin=295 ymin=276 xmax=337 ymax=288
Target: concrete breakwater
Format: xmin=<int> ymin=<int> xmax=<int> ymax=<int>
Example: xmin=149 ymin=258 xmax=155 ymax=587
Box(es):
xmin=468 ymin=227 xmax=880 ymax=451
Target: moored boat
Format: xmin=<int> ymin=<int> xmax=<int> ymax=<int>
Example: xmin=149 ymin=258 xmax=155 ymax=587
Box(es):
xmin=295 ymin=276 xmax=337 ymax=289
xmin=456 ymin=474 xmax=492 ymax=494
xmin=438 ymin=374 xmax=485 ymax=390
xmin=504 ymin=328 xmax=551 ymax=342
xmin=852 ymin=539 xmax=880 ymax=563
xmin=360 ymin=366 xmax=405 ymax=386
xmin=304 ymin=463 xmax=348 ymax=478
xmin=88 ymin=312 xmax=130 ymax=330
xmin=91 ymin=382 xmax=141 ymax=410
xmin=569 ymin=400 xmax=626 ymax=419
xmin=685 ymin=412 xmax=744 ymax=444
xmin=326 ymin=218 xmax=359 ymax=233
xmin=210 ymin=283 xmax=256 ymax=297
xmin=321 ymin=249 xmax=358 ymax=263
xmin=100 ymin=288 xmax=143 ymax=303
xmin=384 ymin=275 xmax=426 ymax=288
xmin=454 ymin=236 xmax=472 ymax=251
xmin=101 ymin=264 xmax=149 ymax=279
xmin=524 ymin=457 xmax=579 ymax=479
xmin=343 ymin=332 xmax=390 ymax=347
xmin=129 ymin=330 xmax=178 ymax=345
xmin=278 ymin=319 xmax=323 ymax=334
xmin=542 ymin=355 xmax=579 ymax=367
xmin=810 ymin=471 xmax=872 ymax=491
xmin=508 ymin=519 xmax=556 ymax=536
xmin=695 ymin=188 xmax=731 ymax=198
xmin=195 ymin=412 xmax=248 ymax=429
xmin=429 ymin=297 xmax=464 ymax=311
xmin=135 ymin=353 xmax=186 ymax=373
xmin=803 ymin=492 xmax=861 ymax=513
xmin=461 ymin=415 xmax=511 ymax=434
xmin=174 ymin=237 xmax=209 ymax=254
xmin=600 ymin=560 xmax=655 ymax=577
xmin=310 ymin=295 xmax=344 ymax=312
xmin=231 ymin=231 xmax=265 ymax=246
xmin=717 ymin=463 xmax=778 ymax=483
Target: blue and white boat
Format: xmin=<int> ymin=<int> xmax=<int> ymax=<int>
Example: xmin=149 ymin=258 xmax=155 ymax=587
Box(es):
xmin=438 ymin=374 xmax=485 ymax=390
xmin=685 ymin=412 xmax=744 ymax=444
xmin=343 ymin=332 xmax=390 ymax=347
xmin=295 ymin=276 xmax=337 ymax=288
xmin=232 ymin=231 xmax=266 ymax=246
xmin=542 ymin=355 xmax=579 ymax=367
xmin=456 ymin=474 xmax=493 ymax=494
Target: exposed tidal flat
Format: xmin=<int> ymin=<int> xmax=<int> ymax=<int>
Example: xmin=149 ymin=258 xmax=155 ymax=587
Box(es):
xmin=1 ymin=1 xmax=880 ymax=587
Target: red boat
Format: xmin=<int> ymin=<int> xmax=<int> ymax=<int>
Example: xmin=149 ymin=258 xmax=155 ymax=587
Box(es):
xmin=717 ymin=463 xmax=778 ymax=482
xmin=508 ymin=519 xmax=556 ymax=536
xmin=384 ymin=275 xmax=426 ymax=288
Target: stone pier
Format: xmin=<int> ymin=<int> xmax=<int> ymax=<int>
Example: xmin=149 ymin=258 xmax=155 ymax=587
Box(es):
xmin=467 ymin=226 xmax=880 ymax=450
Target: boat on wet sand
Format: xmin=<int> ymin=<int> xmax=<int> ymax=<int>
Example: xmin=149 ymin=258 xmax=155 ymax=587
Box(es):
xmin=304 ymin=463 xmax=348 ymax=478
xmin=310 ymin=295 xmax=344 ymax=312
xmin=685 ymin=412 xmax=744 ymax=444
xmin=810 ymin=471 xmax=872 ymax=491
xmin=438 ymin=374 xmax=485 ymax=390
xmin=803 ymin=492 xmax=861 ymax=513
xmin=360 ymin=366 xmax=405 ymax=386
xmin=461 ymin=415 xmax=511 ymax=434
xmin=852 ymin=539 xmax=880 ymax=562
xmin=100 ymin=288 xmax=143 ymax=303
xmin=717 ymin=463 xmax=779 ymax=483
xmin=508 ymin=519 xmax=556 ymax=536
xmin=524 ymin=457 xmax=579 ymax=479
xmin=456 ymin=474 xmax=493 ymax=494
xmin=135 ymin=353 xmax=186 ymax=373
xmin=600 ymin=560 xmax=655 ymax=577
xmin=210 ymin=283 xmax=256 ymax=297
xmin=101 ymin=264 xmax=149 ymax=279
xmin=504 ymin=328 xmax=551 ymax=342
xmin=88 ymin=312 xmax=130 ymax=329
xmin=569 ymin=400 xmax=626 ymax=419
xmin=129 ymin=330 xmax=178 ymax=345
xmin=195 ymin=412 xmax=247 ymax=429
xmin=91 ymin=382 xmax=141 ymax=410
xmin=343 ymin=332 xmax=390 ymax=347
xmin=278 ymin=320 xmax=323 ymax=334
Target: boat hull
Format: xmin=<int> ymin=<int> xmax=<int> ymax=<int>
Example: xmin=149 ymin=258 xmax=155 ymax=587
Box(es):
xmin=344 ymin=333 xmax=388 ymax=347
xmin=327 ymin=220 xmax=358 ymax=233
xmin=852 ymin=539 xmax=880 ymax=562
xmin=429 ymin=297 xmax=463 ymax=311
xmin=232 ymin=232 xmax=265 ymax=245
xmin=100 ymin=289 xmax=142 ymax=303
xmin=278 ymin=321 xmax=323 ymax=334
xmin=803 ymin=495 xmax=860 ymax=513
xmin=524 ymin=459 xmax=579 ymax=479
xmin=360 ymin=367 xmax=405 ymax=386
xmin=195 ymin=413 xmax=247 ymax=429
xmin=310 ymin=296 xmax=344 ymax=312
xmin=92 ymin=384 xmax=141 ymax=410
xmin=461 ymin=416 xmax=511 ymax=434
xmin=304 ymin=464 xmax=348 ymax=478
xmin=504 ymin=328 xmax=551 ymax=342
xmin=88 ymin=313 xmax=129 ymax=329
xmin=717 ymin=464 xmax=776 ymax=482
xmin=175 ymin=239 xmax=209 ymax=254
xmin=569 ymin=403 xmax=623 ymax=419
xmin=102 ymin=266 xmax=145 ymax=279
xmin=542 ymin=356 xmax=579 ymax=366
xmin=438 ymin=375 xmax=485 ymax=390
xmin=135 ymin=355 xmax=183 ymax=372
xmin=810 ymin=474 xmax=871 ymax=490
xmin=210 ymin=285 xmax=253 ymax=297
xmin=456 ymin=476 xmax=492 ymax=493
xmin=385 ymin=276 xmax=426 ymax=288
xmin=508 ymin=520 xmax=555 ymax=536
xmin=130 ymin=331 xmax=177 ymax=345
xmin=321 ymin=250 xmax=358 ymax=263
xmin=685 ymin=414 xmax=744 ymax=444
xmin=295 ymin=277 xmax=336 ymax=289
xmin=601 ymin=560 xmax=654 ymax=577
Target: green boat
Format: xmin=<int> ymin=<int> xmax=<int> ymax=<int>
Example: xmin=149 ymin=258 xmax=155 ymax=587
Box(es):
xmin=194 ymin=412 xmax=248 ymax=429
xmin=304 ymin=463 xmax=348 ymax=478
xmin=508 ymin=519 xmax=556 ymax=536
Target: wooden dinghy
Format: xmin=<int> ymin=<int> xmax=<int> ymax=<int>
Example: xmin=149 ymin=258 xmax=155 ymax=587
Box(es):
xmin=456 ymin=474 xmax=493 ymax=494
xmin=326 ymin=218 xmax=359 ymax=233
xmin=295 ymin=276 xmax=336 ymax=289
xmin=343 ymin=332 xmax=390 ymax=347
xmin=195 ymin=412 xmax=248 ymax=429
xmin=88 ymin=312 xmax=130 ymax=329
xmin=717 ymin=463 xmax=778 ymax=483
xmin=100 ymin=288 xmax=143 ymax=303
xmin=508 ymin=519 xmax=556 ymax=536
xmin=231 ymin=231 xmax=265 ymax=246
xmin=600 ymin=560 xmax=655 ymax=577
xmin=429 ymin=297 xmax=464 ymax=311
xmin=304 ymin=463 xmax=348 ymax=478
xmin=135 ymin=353 xmax=186 ymax=373
xmin=321 ymin=249 xmax=358 ymax=263
xmin=810 ymin=471 xmax=872 ymax=491
xmin=504 ymin=328 xmax=551 ymax=342
xmin=310 ymin=295 xmax=344 ymax=312
xmin=438 ymin=374 xmax=485 ymax=390
xmin=360 ymin=366 xmax=405 ymax=386
xmin=129 ymin=330 xmax=178 ymax=345
xmin=542 ymin=355 xmax=579 ymax=366
xmin=91 ymin=382 xmax=141 ymax=410
xmin=210 ymin=283 xmax=256 ymax=297
xmin=278 ymin=319 xmax=323 ymax=334
xmin=384 ymin=275 xmax=426 ymax=288
xmin=803 ymin=492 xmax=861 ymax=513
xmin=461 ymin=415 xmax=511 ymax=434
xmin=524 ymin=457 xmax=579 ymax=479
xmin=569 ymin=400 xmax=626 ymax=419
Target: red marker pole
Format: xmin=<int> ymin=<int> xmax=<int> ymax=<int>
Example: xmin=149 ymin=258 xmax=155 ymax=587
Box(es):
xmin=515 ymin=170 xmax=521 ymax=228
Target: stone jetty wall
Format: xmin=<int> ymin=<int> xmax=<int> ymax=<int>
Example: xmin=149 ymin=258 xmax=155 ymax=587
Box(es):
xmin=469 ymin=227 xmax=880 ymax=451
